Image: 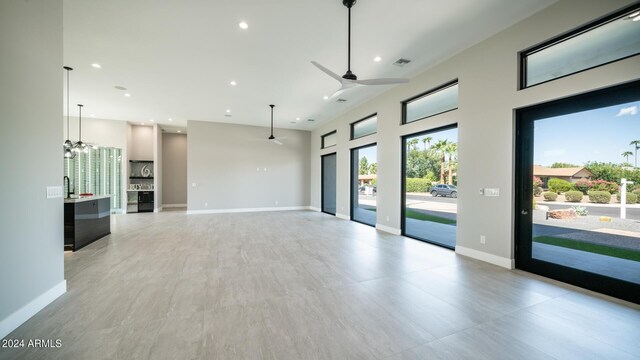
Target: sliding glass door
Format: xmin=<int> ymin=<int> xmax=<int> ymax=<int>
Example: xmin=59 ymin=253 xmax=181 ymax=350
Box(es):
xmin=321 ymin=153 xmax=337 ymax=215
xmin=351 ymin=144 xmax=377 ymax=226
xmin=515 ymin=80 xmax=640 ymax=303
xmin=402 ymin=125 xmax=458 ymax=248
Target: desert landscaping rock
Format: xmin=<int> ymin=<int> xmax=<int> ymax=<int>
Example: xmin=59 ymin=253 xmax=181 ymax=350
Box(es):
xmin=548 ymin=208 xmax=577 ymax=219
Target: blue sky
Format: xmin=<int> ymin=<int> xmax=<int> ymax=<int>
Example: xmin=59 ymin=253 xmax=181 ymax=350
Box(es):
xmin=534 ymin=101 xmax=640 ymax=166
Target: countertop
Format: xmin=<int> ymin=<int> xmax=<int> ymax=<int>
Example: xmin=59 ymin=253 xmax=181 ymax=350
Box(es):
xmin=64 ymin=195 xmax=111 ymax=203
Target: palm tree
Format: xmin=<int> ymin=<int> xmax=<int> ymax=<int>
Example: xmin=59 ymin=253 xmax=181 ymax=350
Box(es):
xmin=631 ymin=140 xmax=640 ymax=167
xmin=407 ymin=138 xmax=419 ymax=152
xmin=445 ymin=142 xmax=458 ymax=184
xmin=432 ymin=139 xmax=450 ymax=183
xmin=422 ymin=136 xmax=432 ymax=151
xmin=622 ymin=151 xmax=633 ymax=164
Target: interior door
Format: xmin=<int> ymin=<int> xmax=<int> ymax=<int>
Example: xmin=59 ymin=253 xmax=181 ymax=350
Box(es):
xmin=515 ymin=80 xmax=640 ymax=303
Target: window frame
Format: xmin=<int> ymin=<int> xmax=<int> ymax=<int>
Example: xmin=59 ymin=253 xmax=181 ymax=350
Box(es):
xmin=519 ymin=3 xmax=640 ymax=90
xmin=401 ymin=79 xmax=459 ymax=125
xmin=321 ymin=130 xmax=337 ymax=149
xmin=350 ymin=113 xmax=378 ymax=140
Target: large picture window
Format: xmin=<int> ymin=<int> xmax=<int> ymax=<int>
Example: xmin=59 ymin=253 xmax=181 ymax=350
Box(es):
xmin=402 ymin=81 xmax=458 ymax=124
xmin=521 ymin=5 xmax=640 ymax=88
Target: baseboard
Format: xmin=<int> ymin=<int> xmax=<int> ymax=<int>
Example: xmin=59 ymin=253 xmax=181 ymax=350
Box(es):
xmin=375 ymin=224 xmax=401 ymax=235
xmin=309 ymin=206 xmax=321 ymax=212
xmin=162 ymin=204 xmax=187 ymax=208
xmin=455 ymin=245 xmax=514 ymax=269
xmin=153 ymin=206 xmax=163 ymax=213
xmin=336 ymin=213 xmax=350 ymax=220
xmin=187 ymin=206 xmax=310 ymax=215
xmin=0 ymin=280 xmax=66 ymax=340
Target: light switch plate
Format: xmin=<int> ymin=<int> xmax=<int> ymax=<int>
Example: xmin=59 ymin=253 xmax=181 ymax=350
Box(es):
xmin=484 ymin=188 xmax=500 ymax=197
xmin=47 ymin=186 xmax=63 ymax=199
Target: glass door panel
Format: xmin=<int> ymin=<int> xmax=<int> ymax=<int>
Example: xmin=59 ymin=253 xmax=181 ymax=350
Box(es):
xmin=322 ymin=153 xmax=337 ymax=215
xmin=351 ymin=144 xmax=377 ymax=226
xmin=515 ymin=80 xmax=640 ymax=303
xmin=402 ymin=126 xmax=458 ymax=248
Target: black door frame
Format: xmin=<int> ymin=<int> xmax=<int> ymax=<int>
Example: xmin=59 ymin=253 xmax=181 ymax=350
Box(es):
xmin=350 ymin=143 xmax=377 ymax=227
xmin=515 ymin=79 xmax=640 ymax=304
xmin=321 ymin=152 xmax=337 ymax=216
xmin=401 ymin=123 xmax=458 ymax=250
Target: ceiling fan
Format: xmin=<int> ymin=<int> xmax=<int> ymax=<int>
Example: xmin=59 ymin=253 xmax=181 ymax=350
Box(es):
xmin=311 ymin=0 xmax=409 ymax=98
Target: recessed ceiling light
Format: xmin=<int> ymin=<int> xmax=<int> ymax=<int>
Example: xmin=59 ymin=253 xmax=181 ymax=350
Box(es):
xmin=323 ymin=95 xmax=329 ymax=100
xmin=150 ymin=119 xmax=154 ymax=122
xmin=90 ymin=114 xmax=96 ymax=117
xmin=91 ymin=63 xmax=102 ymax=68
xmin=373 ymin=56 xmax=382 ymax=62
xmin=230 ymin=81 xmax=237 ymax=86
xmin=226 ymin=109 xmax=231 ymax=113
xmin=168 ymin=118 xmax=173 ymax=121
xmin=239 ymin=22 xmax=248 ymax=29
xmin=124 ymin=93 xmax=131 ymax=97
xmin=177 ymin=130 xmax=182 ymax=133
xmin=296 ymin=117 xmax=300 ymax=121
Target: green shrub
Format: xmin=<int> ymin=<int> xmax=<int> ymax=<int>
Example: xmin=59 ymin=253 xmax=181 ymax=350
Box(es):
xmin=543 ymin=192 xmax=558 ymax=201
xmin=616 ymin=192 xmax=638 ymax=204
xmin=590 ymin=180 xmax=619 ymax=193
xmin=588 ymin=191 xmax=611 ymax=204
xmin=548 ymin=178 xmax=573 ymax=194
xmin=533 ymin=187 xmax=543 ymax=196
xmin=406 ymin=178 xmax=432 ymax=193
xmin=564 ymin=191 xmax=583 ymax=202
xmin=633 ymin=189 xmax=640 ymax=197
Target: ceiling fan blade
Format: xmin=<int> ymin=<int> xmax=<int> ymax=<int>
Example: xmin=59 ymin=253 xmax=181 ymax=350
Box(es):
xmin=355 ymin=78 xmax=410 ymax=86
xmin=311 ymin=61 xmax=343 ymax=82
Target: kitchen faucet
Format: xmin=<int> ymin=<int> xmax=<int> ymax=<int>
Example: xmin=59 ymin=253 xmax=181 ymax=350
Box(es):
xmin=63 ymin=176 xmax=74 ymax=199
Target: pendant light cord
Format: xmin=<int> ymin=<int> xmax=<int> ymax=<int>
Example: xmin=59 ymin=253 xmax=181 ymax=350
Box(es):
xmin=270 ymin=105 xmax=274 ymax=137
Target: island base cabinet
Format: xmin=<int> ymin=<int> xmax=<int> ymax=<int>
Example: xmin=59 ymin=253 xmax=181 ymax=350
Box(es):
xmin=64 ymin=197 xmax=111 ymax=251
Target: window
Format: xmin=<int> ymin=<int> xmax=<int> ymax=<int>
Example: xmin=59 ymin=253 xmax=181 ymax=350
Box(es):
xmin=402 ymin=80 xmax=458 ymax=124
xmin=351 ymin=144 xmax=377 ymax=226
xmin=321 ymin=131 xmax=337 ymax=149
xmin=351 ymin=114 xmax=377 ymax=140
xmin=521 ymin=5 xmax=640 ymax=88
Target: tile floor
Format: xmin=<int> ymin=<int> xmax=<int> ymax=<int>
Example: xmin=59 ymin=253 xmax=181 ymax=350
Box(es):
xmin=1 ymin=210 xmax=639 ymax=359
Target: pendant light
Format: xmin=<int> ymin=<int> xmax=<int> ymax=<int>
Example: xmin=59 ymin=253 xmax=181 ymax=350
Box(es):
xmin=72 ymin=104 xmax=88 ymax=153
xmin=63 ymin=66 xmax=76 ymax=159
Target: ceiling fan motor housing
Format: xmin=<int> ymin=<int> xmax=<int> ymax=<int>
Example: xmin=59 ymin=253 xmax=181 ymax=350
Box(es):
xmin=343 ymin=0 xmax=356 ymax=8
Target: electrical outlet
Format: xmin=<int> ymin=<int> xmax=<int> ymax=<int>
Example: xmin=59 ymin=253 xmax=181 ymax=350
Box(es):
xmin=46 ymin=186 xmax=63 ymax=199
xmin=480 ymin=235 xmax=486 ymax=245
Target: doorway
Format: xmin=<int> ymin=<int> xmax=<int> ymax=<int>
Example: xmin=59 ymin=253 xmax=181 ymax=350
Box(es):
xmin=351 ymin=144 xmax=377 ymax=226
xmin=515 ymin=80 xmax=640 ymax=303
xmin=321 ymin=153 xmax=337 ymax=215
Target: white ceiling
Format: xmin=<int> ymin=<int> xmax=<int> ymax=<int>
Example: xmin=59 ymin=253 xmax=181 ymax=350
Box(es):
xmin=63 ymin=0 xmax=556 ymax=130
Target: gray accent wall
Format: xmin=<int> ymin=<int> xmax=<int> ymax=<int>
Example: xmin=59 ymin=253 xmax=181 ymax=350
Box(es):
xmin=0 ymin=0 xmax=64 ymax=333
xmin=129 ymin=125 xmax=154 ymax=161
xmin=188 ymin=121 xmax=310 ymax=211
xmin=310 ymin=0 xmax=639 ymax=266
xmin=162 ymin=133 xmax=188 ymax=206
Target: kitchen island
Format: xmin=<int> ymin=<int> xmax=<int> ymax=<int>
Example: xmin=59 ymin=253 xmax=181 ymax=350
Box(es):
xmin=64 ymin=195 xmax=111 ymax=251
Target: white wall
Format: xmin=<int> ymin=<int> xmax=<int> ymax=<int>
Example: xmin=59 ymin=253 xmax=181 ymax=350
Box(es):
xmin=188 ymin=121 xmax=310 ymax=212
xmin=129 ymin=125 xmax=154 ymax=161
xmin=153 ymin=124 xmax=163 ymax=211
xmin=162 ymin=133 xmax=188 ymax=206
xmin=0 ymin=0 xmax=65 ymax=339
xmin=310 ymin=0 xmax=639 ymax=267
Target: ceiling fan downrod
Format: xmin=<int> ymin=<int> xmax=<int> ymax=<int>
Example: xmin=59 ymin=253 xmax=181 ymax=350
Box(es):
xmin=268 ymin=104 xmax=275 ymax=140
xmin=342 ymin=0 xmax=357 ymax=80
